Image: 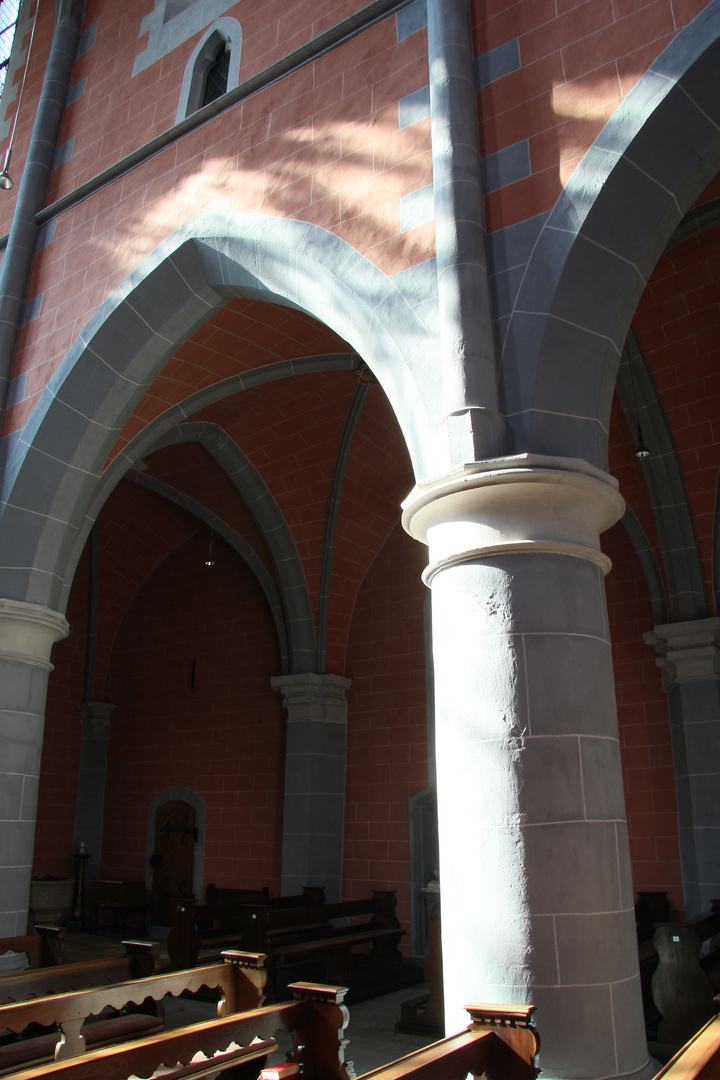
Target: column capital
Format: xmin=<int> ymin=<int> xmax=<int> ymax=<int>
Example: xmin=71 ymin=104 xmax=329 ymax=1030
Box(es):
xmin=80 ymin=700 xmax=115 ymax=736
xmin=0 ymin=599 xmax=70 ymax=670
xmin=644 ymin=617 xmax=720 ymax=688
xmin=402 ymin=455 xmax=624 ymax=584
xmin=271 ymin=672 xmax=351 ymax=723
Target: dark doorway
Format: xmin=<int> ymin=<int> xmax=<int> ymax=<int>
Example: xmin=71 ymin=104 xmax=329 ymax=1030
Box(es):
xmin=150 ymin=799 xmax=197 ymax=926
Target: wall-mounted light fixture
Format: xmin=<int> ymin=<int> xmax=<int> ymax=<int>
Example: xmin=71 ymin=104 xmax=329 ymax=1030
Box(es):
xmin=205 ymin=529 xmax=215 ymax=568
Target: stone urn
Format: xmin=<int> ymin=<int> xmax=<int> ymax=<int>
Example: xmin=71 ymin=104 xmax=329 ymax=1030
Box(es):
xmin=29 ymin=877 xmax=74 ymax=926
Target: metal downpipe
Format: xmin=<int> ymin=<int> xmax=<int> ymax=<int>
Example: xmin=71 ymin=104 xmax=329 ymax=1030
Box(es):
xmin=0 ymin=0 xmax=86 ymax=422
xmin=427 ymin=0 xmax=505 ymax=462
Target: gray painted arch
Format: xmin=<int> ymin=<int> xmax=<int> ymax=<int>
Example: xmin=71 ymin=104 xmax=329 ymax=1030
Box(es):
xmin=500 ymin=0 xmax=720 ymax=469
xmin=0 ymin=214 xmax=439 ymax=613
xmin=64 ymin=354 xmax=359 ymax=613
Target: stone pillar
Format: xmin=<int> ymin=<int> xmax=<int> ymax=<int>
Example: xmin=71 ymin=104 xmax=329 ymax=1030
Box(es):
xmin=0 ymin=599 xmax=69 ymax=935
xmin=644 ymin=618 xmax=720 ymax=917
xmin=73 ymin=701 xmax=114 ymax=891
xmin=403 ymin=456 xmax=652 ymax=1080
xmin=271 ymin=672 xmax=351 ymax=903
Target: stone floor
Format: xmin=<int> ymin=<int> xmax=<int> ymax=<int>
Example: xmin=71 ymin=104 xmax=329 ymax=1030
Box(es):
xmin=61 ymin=930 xmax=436 ymax=1076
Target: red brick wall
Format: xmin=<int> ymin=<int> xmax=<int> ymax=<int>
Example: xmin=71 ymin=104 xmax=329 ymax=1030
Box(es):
xmin=343 ymin=521 xmax=429 ymax=935
xmin=632 ymin=219 xmax=720 ymax=607
xmin=603 ymin=520 xmax=684 ymax=916
xmin=101 ymin=529 xmax=286 ymax=889
xmin=3 ymin=2 xmax=433 ymax=442
xmin=473 ymin=0 xmax=711 ymax=231
xmin=6 ymin=0 xmax=714 ymax=442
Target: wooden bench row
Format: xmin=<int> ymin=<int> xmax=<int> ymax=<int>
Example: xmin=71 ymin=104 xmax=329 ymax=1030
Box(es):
xmin=167 ymin=886 xmax=328 ymax=968
xmin=0 ymin=949 xmax=267 ymax=1075
xmin=0 ymin=940 xmax=161 ymax=1006
xmin=168 ymin=889 xmax=405 ymax=998
xmin=0 ymin=928 xmax=64 ymax=973
xmin=0 ymin=974 xmax=540 ymax=1080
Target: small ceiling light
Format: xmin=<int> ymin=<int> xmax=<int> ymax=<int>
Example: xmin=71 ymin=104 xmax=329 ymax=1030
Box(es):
xmin=0 ymin=149 xmax=13 ymax=190
xmin=204 ymin=529 xmax=215 ymax=567
xmin=635 ymin=425 xmax=650 ymax=459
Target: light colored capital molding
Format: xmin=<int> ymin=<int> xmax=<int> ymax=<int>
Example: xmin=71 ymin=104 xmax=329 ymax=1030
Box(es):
xmin=0 ymin=599 xmax=70 ymax=671
xmin=402 ymin=454 xmax=625 ymax=585
xmin=271 ymin=672 xmax=352 ymax=723
xmin=644 ymin=617 xmax=720 ymax=689
xmin=80 ymin=700 xmax=115 ymax=737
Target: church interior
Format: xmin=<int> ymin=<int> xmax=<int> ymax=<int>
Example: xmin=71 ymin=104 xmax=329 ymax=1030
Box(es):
xmin=0 ymin=0 xmax=719 ymax=1078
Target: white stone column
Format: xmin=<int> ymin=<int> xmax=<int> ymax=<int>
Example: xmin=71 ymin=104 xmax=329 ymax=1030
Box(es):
xmin=403 ymin=455 xmax=652 ymax=1080
xmin=271 ymin=672 xmax=351 ymax=903
xmin=644 ymin=618 xmax=720 ymax=917
xmin=0 ymin=599 xmax=69 ymax=935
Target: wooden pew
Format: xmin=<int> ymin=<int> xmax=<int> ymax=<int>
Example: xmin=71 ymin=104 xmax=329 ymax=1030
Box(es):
xmin=0 ymin=927 xmax=64 ymax=973
xmin=648 ymin=902 xmax=720 ymax=1054
xmin=652 ymin=996 xmax=720 ymax=1080
xmin=0 ymin=950 xmax=266 ymax=1075
xmin=204 ymin=884 xmax=271 ymax=906
xmin=282 ymin=1001 xmax=538 ymax=1080
xmin=167 ymin=887 xmax=326 ymax=970
xmin=0 ymin=982 xmax=540 ymax=1080
xmin=242 ymin=892 xmax=405 ymax=997
xmin=1 ymin=979 xmax=350 ymax=1080
xmin=0 ymin=940 xmax=160 ymax=1005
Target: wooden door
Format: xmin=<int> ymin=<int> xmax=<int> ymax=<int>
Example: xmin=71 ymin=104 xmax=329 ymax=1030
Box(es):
xmin=150 ymin=799 xmax=197 ymax=926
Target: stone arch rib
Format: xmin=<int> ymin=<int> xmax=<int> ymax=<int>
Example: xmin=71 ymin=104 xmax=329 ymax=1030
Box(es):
xmin=63 ymin=355 xmax=359 ymax=614
xmin=620 ymin=505 xmax=669 ymax=626
xmin=316 ymin=380 xmax=370 ymax=673
xmin=149 ymin=422 xmax=316 ymax=674
xmin=616 ymin=333 xmax=706 ymax=621
xmin=500 ymin=1 xmax=720 ymax=469
xmin=134 ymin=472 xmax=291 ymax=673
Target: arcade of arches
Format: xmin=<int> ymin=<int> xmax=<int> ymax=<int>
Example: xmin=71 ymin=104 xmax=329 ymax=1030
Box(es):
xmin=1 ymin=2 xmax=720 ymax=1079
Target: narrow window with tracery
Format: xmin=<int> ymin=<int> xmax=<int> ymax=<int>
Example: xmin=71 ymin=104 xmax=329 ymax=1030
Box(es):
xmin=0 ymin=0 xmax=21 ymax=103
xmin=175 ymin=18 xmax=241 ymax=123
xmin=201 ymin=41 xmax=230 ymax=107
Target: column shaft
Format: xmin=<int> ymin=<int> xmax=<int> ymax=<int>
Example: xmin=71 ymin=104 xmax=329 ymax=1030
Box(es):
xmin=272 ymin=673 xmax=351 ymax=903
xmin=403 ymin=456 xmax=652 ymax=1080
xmin=0 ymin=600 xmax=69 ymax=935
xmin=645 ymin=618 xmax=720 ymax=916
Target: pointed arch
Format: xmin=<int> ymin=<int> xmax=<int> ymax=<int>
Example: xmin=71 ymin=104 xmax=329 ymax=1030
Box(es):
xmin=0 ymin=215 xmax=437 ymax=612
xmin=500 ymin=1 xmax=720 ymax=469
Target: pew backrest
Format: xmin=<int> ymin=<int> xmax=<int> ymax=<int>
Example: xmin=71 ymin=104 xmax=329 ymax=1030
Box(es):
xmin=0 ymin=940 xmax=160 ymax=1005
xmin=0 ymin=979 xmax=350 ymax=1080
xmin=653 ymin=998 xmax=720 ymax=1080
xmin=0 ymin=926 xmax=64 ymax=971
xmin=261 ymin=1001 xmax=539 ymax=1080
xmin=0 ymin=950 xmax=267 ymax=1072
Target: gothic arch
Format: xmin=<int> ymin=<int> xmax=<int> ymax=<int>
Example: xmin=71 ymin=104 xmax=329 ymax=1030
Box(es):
xmin=0 ymin=215 xmax=437 ymax=613
xmin=500 ymin=0 xmax=720 ymax=470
